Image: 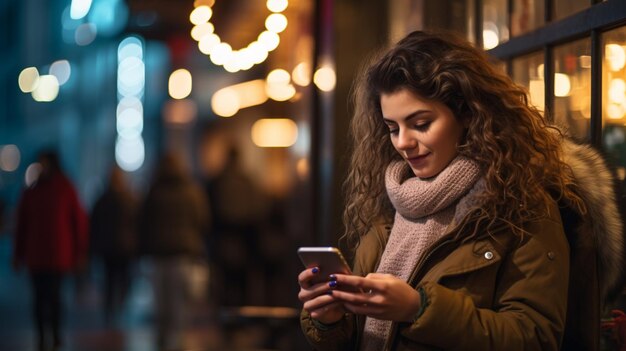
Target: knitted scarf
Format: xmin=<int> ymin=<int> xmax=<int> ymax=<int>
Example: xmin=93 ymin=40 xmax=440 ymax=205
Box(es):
xmin=360 ymin=156 xmax=482 ymax=351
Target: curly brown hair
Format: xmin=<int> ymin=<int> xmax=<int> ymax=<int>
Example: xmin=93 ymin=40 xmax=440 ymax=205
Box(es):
xmin=342 ymin=30 xmax=585 ymax=248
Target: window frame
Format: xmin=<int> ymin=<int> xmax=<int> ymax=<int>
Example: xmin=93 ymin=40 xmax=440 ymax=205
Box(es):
xmin=483 ymin=0 xmax=626 ymax=146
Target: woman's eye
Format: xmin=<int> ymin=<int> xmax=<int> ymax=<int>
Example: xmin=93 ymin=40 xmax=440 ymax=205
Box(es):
xmin=415 ymin=122 xmax=431 ymax=131
xmin=388 ymin=128 xmax=398 ymax=135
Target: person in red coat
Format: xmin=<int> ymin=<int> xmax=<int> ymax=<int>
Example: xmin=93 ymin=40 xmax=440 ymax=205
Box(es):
xmin=13 ymin=151 xmax=89 ymax=351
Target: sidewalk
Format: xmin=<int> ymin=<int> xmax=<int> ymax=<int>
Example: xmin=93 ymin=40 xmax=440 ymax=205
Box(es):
xmin=0 ymin=235 xmax=306 ymax=351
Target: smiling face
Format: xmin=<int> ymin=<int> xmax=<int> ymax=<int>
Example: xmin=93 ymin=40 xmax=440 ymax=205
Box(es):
xmin=381 ymin=89 xmax=466 ymax=179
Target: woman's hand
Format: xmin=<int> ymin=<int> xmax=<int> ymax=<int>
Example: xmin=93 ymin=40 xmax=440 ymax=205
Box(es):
xmin=298 ymin=267 xmax=346 ymax=324
xmin=329 ymin=273 xmax=421 ymax=322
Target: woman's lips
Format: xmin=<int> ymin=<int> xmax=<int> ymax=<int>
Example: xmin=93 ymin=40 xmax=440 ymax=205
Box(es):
xmin=407 ymin=153 xmax=429 ymax=166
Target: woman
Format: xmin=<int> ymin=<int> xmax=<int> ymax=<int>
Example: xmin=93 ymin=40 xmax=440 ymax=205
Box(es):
xmin=298 ymin=31 xmax=624 ymax=350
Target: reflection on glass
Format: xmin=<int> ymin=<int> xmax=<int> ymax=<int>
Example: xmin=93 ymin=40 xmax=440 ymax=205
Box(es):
xmin=512 ymin=51 xmax=545 ymax=114
xmin=553 ymin=0 xmax=589 ymax=21
xmin=482 ymin=0 xmax=508 ymax=49
xmin=511 ymin=0 xmax=545 ymax=37
xmin=553 ymin=38 xmax=591 ymax=141
xmin=602 ymin=26 xmax=626 ymax=175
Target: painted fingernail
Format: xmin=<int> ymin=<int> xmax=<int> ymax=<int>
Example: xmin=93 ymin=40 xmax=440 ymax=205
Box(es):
xmin=329 ymin=274 xmax=337 ymax=281
xmin=312 ymin=267 xmax=319 ymax=274
xmin=329 ymin=280 xmax=337 ymax=288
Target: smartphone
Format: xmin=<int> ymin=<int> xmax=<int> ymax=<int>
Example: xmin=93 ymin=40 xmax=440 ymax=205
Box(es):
xmin=298 ymin=247 xmax=352 ymax=285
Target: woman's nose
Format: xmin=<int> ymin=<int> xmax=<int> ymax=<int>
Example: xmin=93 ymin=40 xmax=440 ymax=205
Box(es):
xmin=396 ymin=130 xmax=418 ymax=150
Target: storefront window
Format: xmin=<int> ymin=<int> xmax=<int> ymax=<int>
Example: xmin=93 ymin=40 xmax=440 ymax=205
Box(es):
xmin=553 ymin=0 xmax=589 ymax=21
xmin=511 ymin=0 xmax=545 ymax=37
xmin=467 ymin=0 xmax=476 ymax=44
xmin=602 ymin=26 xmax=626 ymax=176
xmin=553 ymin=38 xmax=591 ymax=141
xmin=512 ymin=51 xmax=545 ymax=114
xmin=482 ymin=0 xmax=508 ymax=49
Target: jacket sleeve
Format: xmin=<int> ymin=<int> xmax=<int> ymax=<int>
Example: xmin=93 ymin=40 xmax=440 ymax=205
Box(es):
xmin=399 ymin=216 xmax=570 ymax=351
xmin=300 ymin=309 xmax=356 ymax=350
xmin=299 ymin=225 xmax=388 ymax=350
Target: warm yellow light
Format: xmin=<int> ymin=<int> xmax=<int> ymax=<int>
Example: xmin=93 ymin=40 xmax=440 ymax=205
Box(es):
xmin=258 ymin=31 xmax=280 ymax=52
xmin=606 ymin=44 xmax=626 ymax=72
xmin=554 ymin=73 xmax=571 ymax=97
xmin=537 ymin=64 xmax=545 ymax=80
xmin=194 ymin=0 xmax=215 ymax=7
xmin=235 ymin=48 xmax=255 ymax=71
xmin=251 ymin=118 xmax=298 ymax=147
xmin=482 ymin=29 xmax=499 ymax=50
xmin=609 ymin=78 xmax=626 ymax=104
xmin=528 ymin=80 xmax=545 ymax=111
xmin=198 ymin=33 xmax=220 ymax=54
xmin=266 ymin=84 xmax=296 ymax=101
xmin=211 ymin=87 xmax=240 ymax=117
xmin=266 ymin=0 xmax=288 ymax=12
xmin=607 ymin=103 xmax=625 ymax=119
xmin=209 ymin=80 xmax=268 ymax=114
xmin=292 ymin=62 xmax=311 ymax=86
xmin=223 ymin=61 xmax=240 ymax=73
xmin=190 ymin=6 xmax=212 ymax=25
xmin=224 ymin=50 xmax=256 ymax=73
xmin=247 ymin=42 xmax=269 ymax=64
xmin=266 ymin=69 xmax=295 ymax=101
xmin=19 ymin=67 xmax=40 ymax=93
xmin=267 ymin=69 xmax=291 ymax=85
xmin=579 ymin=55 xmax=591 ymax=69
xmin=191 ymin=22 xmax=214 ymax=41
xmin=190 ymin=0 xmax=287 ymax=72
xmin=581 ymin=96 xmax=591 ymax=119
xmin=313 ymin=66 xmax=336 ymax=92
xmin=265 ymin=13 xmax=288 ymax=33
xmin=190 ymin=0 xmax=285 ymax=72
xmin=296 ymin=157 xmax=309 ymax=180
xmin=168 ymin=69 xmax=193 ymax=99
xmin=31 ymin=75 xmax=60 ymax=102
xmin=210 ymin=43 xmax=233 ymax=66
xmin=233 ymin=79 xmax=269 ymax=108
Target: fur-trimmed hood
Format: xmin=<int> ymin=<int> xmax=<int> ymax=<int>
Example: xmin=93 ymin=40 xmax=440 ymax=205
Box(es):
xmin=561 ymin=138 xmax=625 ymax=301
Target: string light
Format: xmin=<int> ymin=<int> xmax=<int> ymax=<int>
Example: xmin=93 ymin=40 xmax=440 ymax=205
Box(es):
xmin=189 ymin=0 xmax=288 ymax=72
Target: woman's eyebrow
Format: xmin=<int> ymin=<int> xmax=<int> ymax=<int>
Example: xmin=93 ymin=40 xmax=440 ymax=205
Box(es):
xmin=383 ymin=109 xmax=431 ymax=123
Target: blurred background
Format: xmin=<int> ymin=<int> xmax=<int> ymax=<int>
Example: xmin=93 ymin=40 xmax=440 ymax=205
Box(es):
xmin=1 ymin=0 xmax=625 ymax=350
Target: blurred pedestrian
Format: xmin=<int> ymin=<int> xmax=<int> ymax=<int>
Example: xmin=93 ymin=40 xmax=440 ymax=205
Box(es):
xmin=90 ymin=165 xmax=137 ymax=325
xmin=13 ymin=151 xmax=89 ymax=351
xmin=138 ymin=152 xmax=210 ymax=350
xmin=205 ymin=146 xmax=268 ymax=307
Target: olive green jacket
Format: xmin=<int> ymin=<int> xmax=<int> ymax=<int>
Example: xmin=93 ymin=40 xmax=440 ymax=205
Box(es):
xmin=301 ymin=140 xmax=624 ymax=351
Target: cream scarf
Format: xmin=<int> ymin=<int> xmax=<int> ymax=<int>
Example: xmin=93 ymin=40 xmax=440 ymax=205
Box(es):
xmin=360 ymin=156 xmax=482 ymax=351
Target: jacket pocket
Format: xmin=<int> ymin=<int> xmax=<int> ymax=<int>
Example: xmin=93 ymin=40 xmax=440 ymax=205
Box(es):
xmin=430 ymin=240 xmax=503 ymax=309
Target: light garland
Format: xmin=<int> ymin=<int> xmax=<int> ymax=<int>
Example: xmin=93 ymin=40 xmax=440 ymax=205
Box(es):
xmin=189 ymin=0 xmax=289 ymax=73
